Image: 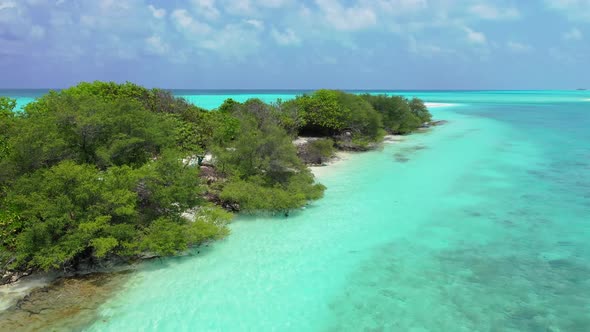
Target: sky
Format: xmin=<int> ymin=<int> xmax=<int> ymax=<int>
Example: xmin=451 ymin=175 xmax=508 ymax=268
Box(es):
xmin=0 ymin=0 xmax=589 ymax=89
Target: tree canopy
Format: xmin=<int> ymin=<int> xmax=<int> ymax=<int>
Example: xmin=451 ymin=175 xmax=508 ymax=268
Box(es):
xmin=0 ymin=82 xmax=431 ymax=274
xmin=0 ymin=83 xmax=232 ymax=272
xmin=212 ymin=99 xmax=325 ymax=213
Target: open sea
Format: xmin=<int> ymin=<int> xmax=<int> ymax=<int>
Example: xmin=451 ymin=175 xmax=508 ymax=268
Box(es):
xmin=1 ymin=90 xmax=589 ymax=331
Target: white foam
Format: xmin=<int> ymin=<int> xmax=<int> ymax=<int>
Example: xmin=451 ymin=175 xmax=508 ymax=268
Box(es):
xmin=425 ymin=102 xmax=457 ymax=108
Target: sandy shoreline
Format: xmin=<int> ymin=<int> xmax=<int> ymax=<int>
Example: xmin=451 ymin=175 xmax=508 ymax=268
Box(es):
xmin=0 ymin=273 xmax=56 ymax=311
xmin=0 ymin=135 xmax=401 ymax=311
xmin=309 ymin=151 xmax=354 ymax=178
xmin=0 ymin=262 xmax=140 ymax=313
xmin=309 ymin=135 xmax=405 ymax=178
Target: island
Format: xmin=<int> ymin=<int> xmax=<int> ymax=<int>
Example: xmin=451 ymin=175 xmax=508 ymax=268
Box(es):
xmin=0 ymin=82 xmax=434 ymax=285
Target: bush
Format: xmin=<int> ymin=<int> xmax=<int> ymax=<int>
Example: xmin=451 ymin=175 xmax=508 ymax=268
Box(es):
xmin=0 ymin=82 xmax=233 ymax=271
xmin=298 ymin=138 xmax=335 ymax=165
xmin=220 ymin=175 xmax=325 ymax=213
xmin=213 ymin=98 xmax=326 ymax=212
xmin=360 ymin=94 xmax=430 ymax=134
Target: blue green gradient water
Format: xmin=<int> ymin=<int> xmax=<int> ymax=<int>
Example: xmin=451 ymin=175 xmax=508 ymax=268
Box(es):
xmin=2 ymin=90 xmax=590 ymax=330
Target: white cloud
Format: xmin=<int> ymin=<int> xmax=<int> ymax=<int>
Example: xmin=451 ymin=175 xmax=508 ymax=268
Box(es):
xmin=257 ymin=0 xmax=291 ymax=8
xmin=546 ymin=0 xmax=590 ymax=21
xmin=408 ymin=36 xmax=456 ymax=57
xmin=171 ymin=9 xmax=211 ymax=34
xmin=507 ymin=41 xmax=532 ymax=53
xmin=0 ymin=1 xmax=31 ymax=37
xmin=315 ymin=0 xmax=377 ymax=31
xmin=563 ymin=27 xmax=583 ymax=40
xmin=225 ymin=0 xmax=255 ymax=15
xmin=370 ymin=0 xmax=427 ymax=14
xmin=244 ymin=19 xmax=264 ymax=29
xmin=200 ymin=23 xmax=262 ymax=58
xmin=146 ymin=34 xmax=169 ymax=55
xmin=464 ymin=27 xmax=487 ymax=44
xmin=192 ymin=0 xmax=220 ymax=20
xmin=271 ymin=27 xmax=300 ymax=45
xmin=148 ymin=5 xmax=166 ymax=19
xmin=469 ymin=3 xmax=520 ymax=20
xmin=98 ymin=0 xmax=135 ymax=12
xmin=0 ymin=1 xmax=17 ymax=11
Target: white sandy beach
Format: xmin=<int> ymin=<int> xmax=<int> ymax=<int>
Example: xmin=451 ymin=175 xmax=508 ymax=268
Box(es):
xmin=310 ymin=135 xmax=405 ymax=177
xmin=309 ymin=151 xmax=354 ymax=178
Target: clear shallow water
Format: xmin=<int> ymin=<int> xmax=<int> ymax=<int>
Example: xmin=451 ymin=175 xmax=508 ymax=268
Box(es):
xmin=2 ymin=90 xmax=590 ymax=331
xmin=3 ymin=89 xmax=589 ymax=110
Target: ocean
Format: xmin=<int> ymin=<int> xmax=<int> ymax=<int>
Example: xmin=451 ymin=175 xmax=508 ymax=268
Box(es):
xmin=1 ymin=90 xmax=589 ymax=331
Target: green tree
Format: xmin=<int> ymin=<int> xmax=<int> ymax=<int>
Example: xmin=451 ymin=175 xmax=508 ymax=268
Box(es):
xmin=290 ymin=90 xmax=384 ymax=143
xmin=361 ymin=94 xmax=430 ymax=134
xmin=0 ymin=82 xmax=233 ymax=272
xmin=0 ymin=96 xmax=16 ymax=113
xmin=213 ymin=99 xmax=325 ymax=212
xmin=298 ymin=138 xmax=335 ymax=165
xmin=409 ymin=97 xmax=432 ymax=123
xmin=1 ymin=159 xmax=228 ymax=270
xmin=0 ymin=97 xmax=17 ymax=162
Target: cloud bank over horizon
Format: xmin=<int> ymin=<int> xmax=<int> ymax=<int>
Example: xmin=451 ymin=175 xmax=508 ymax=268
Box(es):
xmin=0 ymin=0 xmax=588 ymax=89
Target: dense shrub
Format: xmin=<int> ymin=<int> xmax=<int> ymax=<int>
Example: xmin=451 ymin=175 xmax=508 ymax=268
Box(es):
xmin=0 ymin=83 xmax=430 ymax=273
xmin=297 ymin=138 xmax=335 ymax=165
xmin=0 ymin=82 xmax=231 ymax=271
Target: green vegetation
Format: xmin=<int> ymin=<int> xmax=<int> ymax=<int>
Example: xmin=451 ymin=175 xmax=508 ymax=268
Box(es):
xmin=0 ymin=97 xmax=16 ymax=161
xmin=0 ymin=82 xmax=431 ymax=276
xmin=0 ymin=83 xmax=235 ymax=272
xmin=286 ymin=90 xmax=384 ymax=145
xmin=212 ymin=99 xmax=325 ymax=213
xmin=360 ymin=94 xmax=431 ymax=134
xmin=297 ymin=138 xmax=335 ymax=165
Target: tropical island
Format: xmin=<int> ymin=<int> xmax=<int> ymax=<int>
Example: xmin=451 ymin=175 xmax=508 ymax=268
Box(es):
xmin=0 ymin=82 xmax=433 ymax=284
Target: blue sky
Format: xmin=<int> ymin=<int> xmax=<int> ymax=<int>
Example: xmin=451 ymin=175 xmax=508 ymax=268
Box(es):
xmin=0 ymin=0 xmax=589 ymax=89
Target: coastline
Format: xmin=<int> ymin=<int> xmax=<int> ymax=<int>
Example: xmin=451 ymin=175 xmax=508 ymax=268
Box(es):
xmin=309 ymin=151 xmax=354 ymax=178
xmin=0 ymin=87 xmax=444 ymax=327
xmin=3 ymin=91 xmax=588 ymax=330
xmin=0 ymin=273 xmax=56 ymax=312
xmin=0 ymin=261 xmax=141 ymax=315
xmin=309 ymin=135 xmax=405 ymax=178
xmin=0 ymin=132 xmax=412 ymax=311
xmin=0 ymin=132 xmax=415 ymax=307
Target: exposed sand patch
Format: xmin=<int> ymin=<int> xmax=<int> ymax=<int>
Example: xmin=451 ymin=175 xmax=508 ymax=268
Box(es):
xmin=309 ymin=151 xmax=355 ymax=178
xmin=310 ymin=136 xmax=405 ymax=177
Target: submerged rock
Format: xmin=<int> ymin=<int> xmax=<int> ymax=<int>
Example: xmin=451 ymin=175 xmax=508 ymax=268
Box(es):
xmin=431 ymin=120 xmax=449 ymax=126
xmin=0 ymin=271 xmax=132 ymax=332
xmin=1 ymin=269 xmax=33 ymax=286
xmin=394 ymin=153 xmax=410 ymax=163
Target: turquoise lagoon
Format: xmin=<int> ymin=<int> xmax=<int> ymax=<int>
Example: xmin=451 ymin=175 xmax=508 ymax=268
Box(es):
xmin=2 ymin=90 xmax=590 ymax=331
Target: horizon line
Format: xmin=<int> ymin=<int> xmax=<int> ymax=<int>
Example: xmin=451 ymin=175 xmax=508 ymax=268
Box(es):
xmin=0 ymin=88 xmax=587 ymax=92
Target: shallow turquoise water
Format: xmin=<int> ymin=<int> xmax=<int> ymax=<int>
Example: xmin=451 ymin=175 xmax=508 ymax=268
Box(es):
xmin=4 ymin=89 xmax=589 ymax=110
xmin=3 ymin=90 xmax=590 ymax=330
